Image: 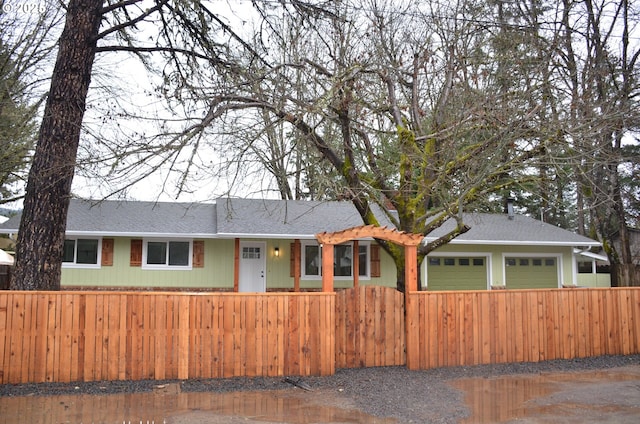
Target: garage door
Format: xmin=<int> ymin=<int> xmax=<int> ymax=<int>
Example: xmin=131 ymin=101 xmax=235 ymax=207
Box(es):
xmin=426 ymin=256 xmax=488 ymax=290
xmin=505 ymin=257 xmax=558 ymax=289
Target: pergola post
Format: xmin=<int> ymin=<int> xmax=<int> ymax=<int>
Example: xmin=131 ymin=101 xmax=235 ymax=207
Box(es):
xmin=321 ymin=243 xmax=334 ymax=292
xmin=405 ymin=244 xmax=418 ymax=292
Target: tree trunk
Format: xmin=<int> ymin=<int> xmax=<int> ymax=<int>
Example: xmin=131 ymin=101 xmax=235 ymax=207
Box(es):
xmin=11 ymin=0 xmax=103 ymax=290
xmin=611 ymin=264 xmax=640 ymax=287
xmin=395 ymin=262 xmax=406 ymax=293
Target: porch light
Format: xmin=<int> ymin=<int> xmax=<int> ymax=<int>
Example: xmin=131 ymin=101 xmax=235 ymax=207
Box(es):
xmin=274 ymin=247 xmax=280 ymax=257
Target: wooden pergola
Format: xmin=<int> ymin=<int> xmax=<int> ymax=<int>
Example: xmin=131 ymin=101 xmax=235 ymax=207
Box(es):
xmin=315 ymin=225 xmax=424 ymax=292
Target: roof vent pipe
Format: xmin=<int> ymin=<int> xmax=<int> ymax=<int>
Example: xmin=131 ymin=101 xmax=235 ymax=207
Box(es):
xmin=505 ymin=197 xmax=515 ymax=220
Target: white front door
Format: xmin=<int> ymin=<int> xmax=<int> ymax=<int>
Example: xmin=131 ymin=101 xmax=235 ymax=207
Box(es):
xmin=239 ymin=241 xmax=266 ymax=292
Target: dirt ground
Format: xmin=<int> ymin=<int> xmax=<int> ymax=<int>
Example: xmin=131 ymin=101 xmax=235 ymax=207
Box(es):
xmin=0 ymin=355 xmax=639 ymax=423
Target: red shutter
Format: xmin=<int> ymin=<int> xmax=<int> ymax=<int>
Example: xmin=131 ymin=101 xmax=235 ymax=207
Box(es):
xmin=290 ymin=242 xmax=295 ymax=277
xmin=193 ymin=240 xmax=204 ymax=268
xmin=370 ymin=244 xmax=381 ymax=277
xmin=130 ymin=239 xmax=142 ymax=267
xmin=101 ymin=238 xmax=114 ymax=266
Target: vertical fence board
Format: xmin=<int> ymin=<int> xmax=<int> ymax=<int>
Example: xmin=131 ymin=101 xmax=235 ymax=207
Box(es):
xmin=480 ymin=293 xmax=491 ymax=364
xmin=22 ymin=293 xmax=36 ymax=383
xmin=200 ymin=297 xmax=209 ymax=378
xmin=535 ymin=291 xmax=545 ymax=361
xmin=33 ymin=294 xmax=48 ymax=383
xmin=0 ymin=293 xmax=7 ymax=383
xmin=46 ymin=294 xmax=59 ymax=383
xmin=621 ymin=290 xmax=632 ymax=355
xmin=289 ymin=295 xmax=301 ymax=376
xmin=416 ymin=291 xmax=426 ymax=368
xmin=96 ymin=294 xmax=108 ymax=381
xmin=244 ymin=296 xmax=256 ymax=377
xmin=576 ymin=290 xmax=588 ymax=358
xmin=8 ymin=293 xmax=24 ymax=383
xmin=308 ymin=295 xmax=319 ymax=375
xmin=296 ymin=295 xmax=304 ymax=376
xmin=58 ymin=294 xmax=73 ymax=382
xmin=178 ymin=295 xmax=189 ymax=379
xmin=632 ymin=290 xmax=640 ymax=354
xmin=222 ymin=296 xmax=233 ymax=377
xmin=108 ymin=295 xmax=121 ymax=381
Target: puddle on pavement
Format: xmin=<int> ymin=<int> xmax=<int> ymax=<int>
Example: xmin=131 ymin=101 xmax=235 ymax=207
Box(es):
xmin=0 ymin=386 xmax=396 ymax=424
xmin=450 ymin=365 xmax=640 ymax=423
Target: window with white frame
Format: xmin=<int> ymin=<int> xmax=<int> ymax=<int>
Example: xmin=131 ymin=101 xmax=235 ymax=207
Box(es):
xmin=143 ymin=239 xmax=192 ymax=269
xmin=301 ymin=241 xmax=369 ymax=279
xmin=62 ymin=238 xmax=101 ymax=267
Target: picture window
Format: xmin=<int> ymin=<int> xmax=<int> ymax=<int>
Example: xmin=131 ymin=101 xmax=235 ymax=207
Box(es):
xmin=63 ymin=238 xmax=100 ymax=266
xmin=143 ymin=239 xmax=192 ymax=269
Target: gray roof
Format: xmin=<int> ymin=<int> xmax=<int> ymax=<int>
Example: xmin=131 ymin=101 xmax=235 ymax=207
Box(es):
xmin=216 ymin=198 xmax=395 ymax=239
xmin=0 ymin=199 xmax=217 ymax=237
xmin=424 ymin=213 xmax=600 ymax=247
xmin=0 ymin=198 xmax=600 ymax=247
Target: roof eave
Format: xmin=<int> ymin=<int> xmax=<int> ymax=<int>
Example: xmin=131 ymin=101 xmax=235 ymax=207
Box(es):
xmin=216 ymin=232 xmax=319 ymax=240
xmin=65 ymin=231 xmax=218 ymax=239
xmin=425 ymin=238 xmax=601 ymax=247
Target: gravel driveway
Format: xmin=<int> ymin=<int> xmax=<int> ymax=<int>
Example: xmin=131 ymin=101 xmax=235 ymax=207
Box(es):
xmin=1 ymin=354 xmax=639 ymax=423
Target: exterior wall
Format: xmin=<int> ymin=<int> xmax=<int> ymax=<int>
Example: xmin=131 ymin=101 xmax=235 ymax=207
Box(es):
xmin=577 ymin=273 xmax=611 ymax=287
xmin=62 ymin=237 xmax=398 ymax=290
xmin=423 ymin=244 xmax=576 ymax=289
xmin=62 ymin=238 xmax=235 ymax=289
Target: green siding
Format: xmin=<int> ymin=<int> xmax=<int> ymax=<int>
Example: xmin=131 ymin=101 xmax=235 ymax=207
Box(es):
xmin=426 ymin=257 xmax=487 ymax=291
xmin=577 ymin=273 xmax=611 ymax=287
xmin=62 ymin=237 xmax=398 ymax=290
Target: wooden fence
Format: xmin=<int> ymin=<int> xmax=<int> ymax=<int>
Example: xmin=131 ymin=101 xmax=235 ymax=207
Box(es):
xmin=405 ymin=287 xmax=640 ymax=370
xmin=335 ymin=286 xmax=405 ymax=368
xmin=0 ymin=291 xmax=335 ymax=384
xmin=1 ymin=287 xmax=639 ymax=384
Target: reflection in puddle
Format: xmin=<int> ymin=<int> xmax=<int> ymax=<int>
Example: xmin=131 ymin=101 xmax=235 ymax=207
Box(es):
xmin=450 ymin=366 xmax=640 ymax=423
xmin=0 ymin=388 xmax=397 ymax=424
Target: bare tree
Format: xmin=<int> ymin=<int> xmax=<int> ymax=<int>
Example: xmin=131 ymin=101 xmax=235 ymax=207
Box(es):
xmin=0 ymin=4 xmax=62 ymax=203
xmin=557 ymin=0 xmax=640 ymax=285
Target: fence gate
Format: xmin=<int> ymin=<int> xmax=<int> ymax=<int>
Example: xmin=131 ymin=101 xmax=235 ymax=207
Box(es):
xmin=335 ymin=285 xmax=406 ymax=368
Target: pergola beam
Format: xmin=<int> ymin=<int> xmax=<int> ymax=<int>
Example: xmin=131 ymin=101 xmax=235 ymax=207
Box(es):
xmin=316 ymin=225 xmax=423 ymax=247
